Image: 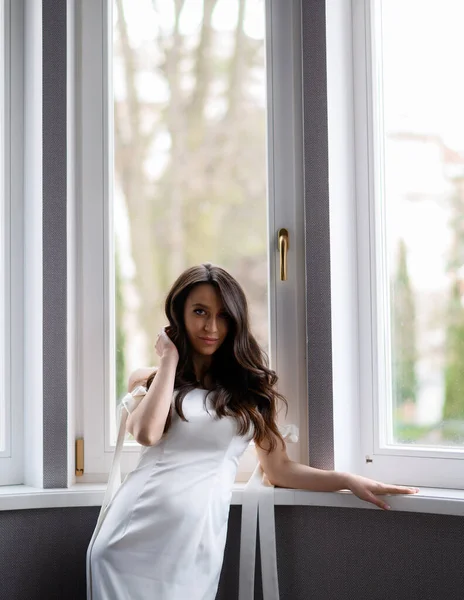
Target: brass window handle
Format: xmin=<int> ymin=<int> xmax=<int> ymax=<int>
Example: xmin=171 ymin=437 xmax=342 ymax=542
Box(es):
xmin=277 ymin=228 xmax=289 ymax=281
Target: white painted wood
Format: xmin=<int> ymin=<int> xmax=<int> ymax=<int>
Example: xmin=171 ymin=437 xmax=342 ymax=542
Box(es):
xmin=22 ymin=0 xmax=44 ymax=489
xmin=1 ymin=483 xmax=462 ymax=518
xmin=0 ymin=0 xmax=26 ymax=485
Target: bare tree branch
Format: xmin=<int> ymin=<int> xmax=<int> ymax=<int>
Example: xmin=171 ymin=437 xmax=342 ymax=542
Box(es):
xmin=225 ymin=0 xmax=247 ymax=123
xmin=162 ymin=0 xmax=188 ymax=278
xmin=187 ymin=0 xmax=218 ymax=145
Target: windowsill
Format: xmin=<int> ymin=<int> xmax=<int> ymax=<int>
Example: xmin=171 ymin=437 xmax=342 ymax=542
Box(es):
xmin=1 ymin=483 xmax=463 ymax=516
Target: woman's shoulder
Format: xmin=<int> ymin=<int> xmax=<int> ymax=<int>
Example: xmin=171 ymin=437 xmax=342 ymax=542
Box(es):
xmin=127 ymin=366 xmax=158 ymax=392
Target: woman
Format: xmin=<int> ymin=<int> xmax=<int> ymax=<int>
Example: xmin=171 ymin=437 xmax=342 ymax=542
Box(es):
xmin=87 ymin=263 xmax=419 ymax=600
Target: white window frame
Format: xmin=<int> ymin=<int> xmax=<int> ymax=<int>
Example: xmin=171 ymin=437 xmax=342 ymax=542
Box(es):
xmin=0 ymin=0 xmax=24 ymax=486
xmin=74 ymin=0 xmax=307 ymax=485
xmin=327 ymin=0 xmax=463 ymax=489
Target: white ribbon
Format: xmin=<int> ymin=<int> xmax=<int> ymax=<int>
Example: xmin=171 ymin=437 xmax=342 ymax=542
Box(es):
xmin=239 ymin=423 xmax=299 ymax=600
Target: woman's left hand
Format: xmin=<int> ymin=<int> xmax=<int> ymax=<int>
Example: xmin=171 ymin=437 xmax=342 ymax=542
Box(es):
xmin=344 ymin=473 xmax=420 ymax=511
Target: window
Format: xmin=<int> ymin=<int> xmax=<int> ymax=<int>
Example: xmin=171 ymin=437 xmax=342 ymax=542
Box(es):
xmin=76 ymin=0 xmax=306 ymax=484
xmin=0 ymin=0 xmax=24 ymax=486
xmin=352 ymin=0 xmax=464 ymax=487
xmin=111 ymin=0 xmax=270 ymax=411
xmin=0 ymin=0 xmax=7 ymax=471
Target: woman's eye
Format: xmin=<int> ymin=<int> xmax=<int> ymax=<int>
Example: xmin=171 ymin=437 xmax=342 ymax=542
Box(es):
xmin=194 ymin=309 xmax=206 ymax=316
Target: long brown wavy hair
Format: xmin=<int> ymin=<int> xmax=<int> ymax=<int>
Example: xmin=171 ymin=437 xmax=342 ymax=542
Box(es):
xmin=145 ymin=263 xmax=289 ymax=455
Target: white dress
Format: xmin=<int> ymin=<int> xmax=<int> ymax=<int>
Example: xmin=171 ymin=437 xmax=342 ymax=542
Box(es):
xmin=86 ymin=387 xmax=255 ymax=600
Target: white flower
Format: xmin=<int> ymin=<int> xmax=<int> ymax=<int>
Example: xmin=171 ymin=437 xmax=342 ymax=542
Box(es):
xmin=277 ymin=423 xmax=299 ymax=443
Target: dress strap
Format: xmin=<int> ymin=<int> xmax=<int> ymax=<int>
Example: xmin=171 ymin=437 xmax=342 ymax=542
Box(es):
xmin=239 ymin=423 xmax=299 ymax=600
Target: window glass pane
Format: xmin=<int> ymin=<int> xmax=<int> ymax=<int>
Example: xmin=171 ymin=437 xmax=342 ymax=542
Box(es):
xmin=0 ymin=3 xmax=5 ymax=454
xmin=112 ymin=0 xmax=268 ymax=412
xmin=380 ymin=0 xmax=464 ymax=446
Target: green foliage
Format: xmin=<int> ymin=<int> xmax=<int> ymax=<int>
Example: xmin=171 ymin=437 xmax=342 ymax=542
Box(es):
xmin=391 ymin=239 xmax=417 ymax=406
xmin=444 ymin=188 xmax=464 ymax=423
xmin=393 ymin=419 xmax=464 ymax=445
xmin=115 ymin=245 xmax=126 ymax=401
xmin=444 ymin=281 xmax=464 ymax=420
xmin=393 ymin=422 xmax=433 ymax=444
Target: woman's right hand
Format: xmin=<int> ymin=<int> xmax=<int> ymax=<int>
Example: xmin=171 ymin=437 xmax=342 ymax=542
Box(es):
xmin=155 ymin=327 xmax=179 ymax=362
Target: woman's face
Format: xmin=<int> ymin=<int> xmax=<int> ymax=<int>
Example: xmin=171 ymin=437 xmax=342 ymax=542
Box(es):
xmin=183 ymin=283 xmax=229 ymax=356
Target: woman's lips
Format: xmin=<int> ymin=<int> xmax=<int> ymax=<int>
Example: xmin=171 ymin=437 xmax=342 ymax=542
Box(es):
xmin=198 ymin=337 xmax=218 ymax=345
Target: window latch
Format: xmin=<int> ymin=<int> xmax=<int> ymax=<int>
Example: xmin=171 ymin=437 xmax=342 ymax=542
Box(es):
xmin=76 ymin=438 xmax=84 ymax=476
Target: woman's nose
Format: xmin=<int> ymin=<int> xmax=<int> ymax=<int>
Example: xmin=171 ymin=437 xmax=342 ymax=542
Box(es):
xmin=205 ymin=317 xmax=218 ymax=333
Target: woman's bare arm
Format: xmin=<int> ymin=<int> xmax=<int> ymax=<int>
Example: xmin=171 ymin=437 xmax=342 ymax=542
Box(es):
xmin=126 ymin=355 xmax=178 ymax=446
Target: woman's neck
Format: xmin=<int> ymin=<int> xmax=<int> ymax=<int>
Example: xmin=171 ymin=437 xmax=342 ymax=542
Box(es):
xmin=192 ymin=354 xmax=212 ymax=383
